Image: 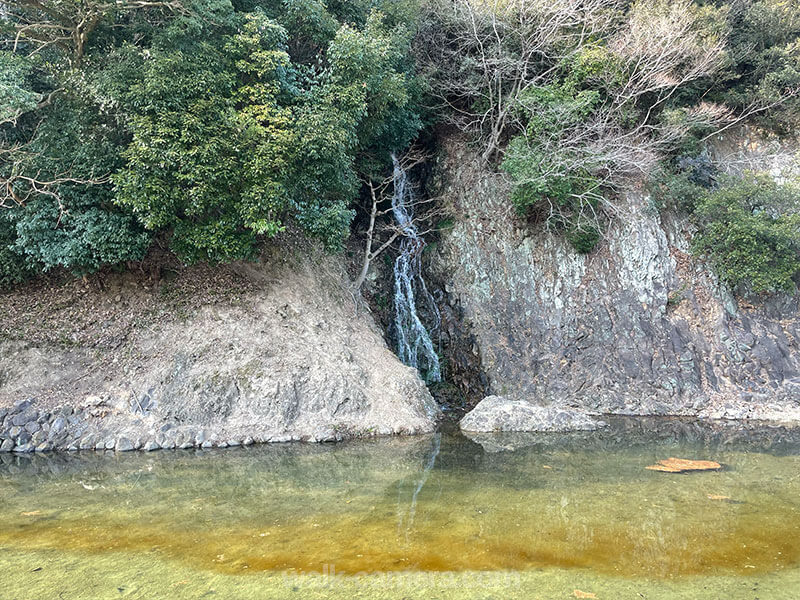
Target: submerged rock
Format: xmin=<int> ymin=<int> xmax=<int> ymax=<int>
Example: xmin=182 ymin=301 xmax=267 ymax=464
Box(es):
xmin=460 ymin=396 xmax=604 ymax=433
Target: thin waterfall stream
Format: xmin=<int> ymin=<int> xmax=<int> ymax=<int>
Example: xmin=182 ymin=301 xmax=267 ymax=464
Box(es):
xmin=391 ymin=153 xmax=441 ymax=383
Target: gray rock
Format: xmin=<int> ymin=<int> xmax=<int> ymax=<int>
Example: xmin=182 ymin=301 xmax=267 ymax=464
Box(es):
xmin=13 ymin=399 xmax=33 ymax=413
xmin=243 ymin=436 xmax=254 ymax=446
xmin=50 ymin=416 xmax=67 ymax=435
xmin=104 ymin=438 xmax=116 ymax=450
xmin=143 ymin=440 xmax=160 ymax=452
xmin=79 ymin=436 xmax=95 ymax=450
xmin=0 ymin=439 xmax=14 ymax=452
xmin=34 ymin=442 xmax=53 ymax=453
xmin=460 ymin=396 xmax=604 ymax=433
xmin=116 ymin=437 xmax=134 ymax=452
xmin=435 ymin=137 xmax=800 ymax=422
xmin=11 ymin=410 xmax=38 ymax=427
xmin=24 ymin=421 xmax=41 ymax=434
xmin=201 ymin=440 xmax=214 ymax=449
xmin=195 ymin=430 xmax=209 ymax=445
xmin=13 ymin=443 xmax=34 ymax=453
xmin=226 ymin=439 xmax=241 ymax=447
xmin=0 ymin=248 xmax=440 ymax=447
xmin=16 ymin=431 xmax=31 ymax=446
xmin=48 ymin=431 xmax=68 ymax=447
xmin=31 ymin=431 xmax=46 ymax=446
xmin=156 ymin=433 xmax=175 ymax=449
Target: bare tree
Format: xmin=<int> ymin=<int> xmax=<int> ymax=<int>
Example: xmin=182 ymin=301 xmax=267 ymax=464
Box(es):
xmin=416 ymin=0 xmax=739 ymax=237
xmin=1 ymin=0 xmax=184 ymax=66
xmin=416 ymin=0 xmax=624 ymax=162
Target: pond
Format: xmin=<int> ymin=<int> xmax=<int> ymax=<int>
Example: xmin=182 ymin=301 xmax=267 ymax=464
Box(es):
xmin=1 ymin=417 xmax=799 ymax=599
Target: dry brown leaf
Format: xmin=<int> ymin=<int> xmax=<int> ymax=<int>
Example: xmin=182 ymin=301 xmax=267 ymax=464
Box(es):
xmin=573 ymin=590 xmax=597 ymax=599
xmin=707 ymin=494 xmax=731 ymax=501
xmin=20 ymin=511 xmax=41 ymax=517
xmin=646 ymin=457 xmax=721 ymax=473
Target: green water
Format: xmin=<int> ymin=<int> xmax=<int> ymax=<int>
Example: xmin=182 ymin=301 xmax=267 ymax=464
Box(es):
xmin=2 ymin=418 xmax=800 ymax=599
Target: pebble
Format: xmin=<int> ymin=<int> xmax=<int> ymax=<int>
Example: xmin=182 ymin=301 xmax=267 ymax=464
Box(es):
xmin=143 ymin=440 xmax=160 ymax=452
xmin=0 ymin=439 xmax=14 ymax=452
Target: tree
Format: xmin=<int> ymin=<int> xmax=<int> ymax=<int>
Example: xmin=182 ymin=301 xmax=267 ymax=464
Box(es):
xmin=418 ymin=0 xmax=729 ymax=251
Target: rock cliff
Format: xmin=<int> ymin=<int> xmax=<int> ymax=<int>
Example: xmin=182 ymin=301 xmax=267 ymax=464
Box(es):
xmin=434 ymin=132 xmax=800 ymax=423
xmin=0 ymin=240 xmax=439 ymax=452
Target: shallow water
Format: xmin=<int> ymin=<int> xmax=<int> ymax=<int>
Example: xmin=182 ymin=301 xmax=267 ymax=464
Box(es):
xmin=1 ymin=418 xmax=800 ymax=599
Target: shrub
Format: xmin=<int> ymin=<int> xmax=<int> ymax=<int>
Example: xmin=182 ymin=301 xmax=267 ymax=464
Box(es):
xmin=692 ymin=174 xmax=800 ymax=294
xmin=0 ymin=216 xmax=32 ymax=289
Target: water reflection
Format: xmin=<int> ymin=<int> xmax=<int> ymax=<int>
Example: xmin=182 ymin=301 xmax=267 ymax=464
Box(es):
xmin=0 ymin=418 xmax=799 ymax=579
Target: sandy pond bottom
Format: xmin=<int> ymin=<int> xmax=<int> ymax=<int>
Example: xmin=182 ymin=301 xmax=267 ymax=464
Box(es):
xmin=1 ymin=417 xmax=799 ymax=600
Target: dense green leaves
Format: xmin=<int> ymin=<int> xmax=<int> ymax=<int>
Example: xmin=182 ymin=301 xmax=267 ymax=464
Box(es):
xmin=692 ymin=175 xmax=800 ymax=294
xmin=1 ymin=0 xmax=423 ymax=283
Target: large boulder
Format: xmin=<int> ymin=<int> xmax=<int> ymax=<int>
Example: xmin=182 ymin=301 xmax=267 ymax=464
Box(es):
xmin=460 ymin=396 xmax=603 ymax=433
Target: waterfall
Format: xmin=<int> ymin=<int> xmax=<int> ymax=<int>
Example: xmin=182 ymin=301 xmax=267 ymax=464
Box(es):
xmin=391 ymin=153 xmax=442 ymax=383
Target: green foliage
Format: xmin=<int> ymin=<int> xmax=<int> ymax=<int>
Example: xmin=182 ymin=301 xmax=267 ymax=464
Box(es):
xmin=0 ymin=52 xmax=40 ymax=123
xmin=648 ymin=153 xmax=716 ymax=213
xmin=566 ymin=225 xmax=601 ymax=255
xmin=715 ymin=0 xmax=800 ymax=132
xmin=3 ymin=91 xmax=151 ymax=274
xmin=692 ymin=174 xmax=800 ymax=294
xmin=1 ymin=0 xmax=423 ymax=278
xmin=502 ymin=83 xmax=604 ymax=252
xmin=0 ymin=216 xmax=31 ymax=289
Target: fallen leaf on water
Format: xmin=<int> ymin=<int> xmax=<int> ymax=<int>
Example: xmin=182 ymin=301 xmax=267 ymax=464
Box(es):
xmin=573 ymin=590 xmax=597 ymax=599
xmin=646 ymin=458 xmax=722 ymax=473
xmin=20 ymin=511 xmax=41 ymax=517
xmin=542 ymin=465 xmax=553 ymax=469
xmin=171 ymin=580 xmax=189 ymax=587
xmin=707 ymin=494 xmax=731 ymax=501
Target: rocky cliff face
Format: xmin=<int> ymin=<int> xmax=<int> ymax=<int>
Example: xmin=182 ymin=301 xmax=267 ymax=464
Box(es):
xmin=434 ymin=132 xmax=800 ymax=422
xmin=0 ymin=241 xmax=439 ymax=452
